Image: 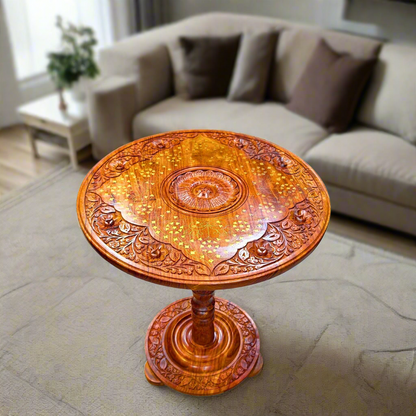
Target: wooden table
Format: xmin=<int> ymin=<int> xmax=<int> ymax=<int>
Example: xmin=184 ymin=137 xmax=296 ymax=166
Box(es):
xmin=18 ymin=93 xmax=90 ymax=169
xmin=77 ymin=130 xmax=330 ymax=396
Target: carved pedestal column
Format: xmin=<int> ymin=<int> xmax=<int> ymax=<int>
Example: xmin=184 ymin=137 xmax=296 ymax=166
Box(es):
xmin=191 ymin=291 xmax=215 ymax=345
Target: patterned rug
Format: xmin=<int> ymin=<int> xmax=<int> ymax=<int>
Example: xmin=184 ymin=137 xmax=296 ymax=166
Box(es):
xmin=1 ymin=166 xmax=415 ymax=415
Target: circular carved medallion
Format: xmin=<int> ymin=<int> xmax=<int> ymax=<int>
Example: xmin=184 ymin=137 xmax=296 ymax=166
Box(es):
xmin=162 ymin=167 xmax=247 ymax=215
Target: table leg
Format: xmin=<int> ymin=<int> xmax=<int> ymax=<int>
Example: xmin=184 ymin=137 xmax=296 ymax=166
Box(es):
xmin=191 ymin=291 xmax=215 ymax=345
xmin=67 ymin=134 xmax=78 ymax=169
xmin=26 ymin=126 xmax=39 ymax=158
xmin=145 ymin=292 xmax=263 ymax=396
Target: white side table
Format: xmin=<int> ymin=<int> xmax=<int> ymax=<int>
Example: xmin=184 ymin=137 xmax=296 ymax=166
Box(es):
xmin=18 ymin=92 xmax=91 ymax=169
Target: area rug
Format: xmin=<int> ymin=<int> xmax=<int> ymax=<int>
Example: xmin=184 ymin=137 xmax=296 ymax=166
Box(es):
xmin=1 ymin=167 xmax=415 ymax=416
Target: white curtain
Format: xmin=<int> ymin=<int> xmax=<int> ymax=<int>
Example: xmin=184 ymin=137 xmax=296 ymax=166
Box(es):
xmin=0 ymin=0 xmax=20 ymax=128
xmin=134 ymin=0 xmax=165 ymax=31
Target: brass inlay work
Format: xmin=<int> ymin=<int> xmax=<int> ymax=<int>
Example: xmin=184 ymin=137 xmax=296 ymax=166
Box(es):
xmin=91 ymin=134 xmax=313 ymax=269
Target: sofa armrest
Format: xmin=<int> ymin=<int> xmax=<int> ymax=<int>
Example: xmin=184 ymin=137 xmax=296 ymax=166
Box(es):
xmin=89 ymin=29 xmax=175 ymax=158
xmin=88 ymin=76 xmax=138 ymax=160
xmin=99 ymin=41 xmax=173 ymax=112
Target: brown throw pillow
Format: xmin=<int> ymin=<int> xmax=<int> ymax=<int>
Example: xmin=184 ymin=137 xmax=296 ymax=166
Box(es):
xmin=228 ymin=31 xmax=279 ymax=103
xmin=179 ymin=35 xmax=241 ymax=99
xmin=286 ymin=39 xmax=377 ymax=133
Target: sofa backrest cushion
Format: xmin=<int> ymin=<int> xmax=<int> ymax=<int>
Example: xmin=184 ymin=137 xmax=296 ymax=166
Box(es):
xmin=167 ymin=13 xmax=287 ymax=96
xmin=228 ymin=31 xmax=278 ymax=103
xmin=357 ymin=43 xmax=416 ymax=145
xmin=179 ymin=34 xmax=241 ymax=98
xmin=269 ymin=27 xmax=382 ymax=103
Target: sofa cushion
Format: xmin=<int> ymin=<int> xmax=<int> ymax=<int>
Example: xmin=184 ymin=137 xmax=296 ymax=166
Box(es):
xmin=357 ymin=44 xmax=416 ymax=145
xmin=228 ymin=31 xmax=278 ymax=103
xmin=304 ymin=126 xmax=416 ymax=209
xmin=179 ymin=34 xmax=241 ymax=98
xmin=286 ymin=39 xmax=376 ymax=133
xmin=167 ymin=13 xmax=288 ymax=96
xmin=133 ymin=96 xmax=328 ymax=156
xmin=270 ymin=28 xmax=382 ymax=103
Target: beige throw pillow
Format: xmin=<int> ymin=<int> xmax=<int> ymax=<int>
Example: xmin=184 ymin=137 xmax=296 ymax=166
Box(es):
xmin=167 ymin=39 xmax=188 ymax=97
xmin=227 ymin=31 xmax=278 ymax=103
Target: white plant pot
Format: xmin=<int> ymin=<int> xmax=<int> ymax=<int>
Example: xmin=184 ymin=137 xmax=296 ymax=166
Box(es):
xmin=70 ymin=77 xmax=91 ymax=102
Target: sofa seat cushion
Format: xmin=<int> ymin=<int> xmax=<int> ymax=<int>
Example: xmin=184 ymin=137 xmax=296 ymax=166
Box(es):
xmin=304 ymin=126 xmax=416 ymax=209
xmin=133 ymin=96 xmax=329 ymax=156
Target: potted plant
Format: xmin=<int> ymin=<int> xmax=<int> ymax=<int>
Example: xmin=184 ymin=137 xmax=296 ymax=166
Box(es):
xmin=47 ymin=16 xmax=100 ymax=111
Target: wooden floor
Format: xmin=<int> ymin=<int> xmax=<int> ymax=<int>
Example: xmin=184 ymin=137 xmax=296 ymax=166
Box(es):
xmin=0 ymin=124 xmax=70 ymax=197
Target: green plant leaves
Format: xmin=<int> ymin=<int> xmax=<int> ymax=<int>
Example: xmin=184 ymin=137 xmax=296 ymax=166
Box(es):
xmin=47 ymin=15 xmax=100 ymax=89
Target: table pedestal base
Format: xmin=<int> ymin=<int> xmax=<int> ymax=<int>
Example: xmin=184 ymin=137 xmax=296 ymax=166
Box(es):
xmin=145 ymin=295 xmax=262 ymax=396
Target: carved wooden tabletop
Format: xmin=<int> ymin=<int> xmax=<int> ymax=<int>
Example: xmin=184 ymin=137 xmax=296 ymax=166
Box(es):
xmin=77 ymin=130 xmax=330 ymax=395
xmin=77 ymin=130 xmax=330 ymax=290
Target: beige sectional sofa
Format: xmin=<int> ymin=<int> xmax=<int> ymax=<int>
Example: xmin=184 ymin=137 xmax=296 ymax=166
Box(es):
xmin=88 ymin=12 xmax=416 ymax=236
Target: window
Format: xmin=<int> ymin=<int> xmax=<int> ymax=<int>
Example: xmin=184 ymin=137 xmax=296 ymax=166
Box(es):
xmin=3 ymin=0 xmax=114 ymax=80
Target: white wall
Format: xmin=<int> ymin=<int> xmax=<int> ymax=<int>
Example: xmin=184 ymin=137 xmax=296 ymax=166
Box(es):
xmin=346 ymin=0 xmax=416 ymax=44
xmin=0 ymin=1 xmax=20 ymax=127
xmin=164 ymin=0 xmax=416 ymax=45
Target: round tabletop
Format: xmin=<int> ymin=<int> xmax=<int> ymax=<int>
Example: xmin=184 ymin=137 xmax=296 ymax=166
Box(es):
xmin=77 ymin=130 xmax=330 ymax=290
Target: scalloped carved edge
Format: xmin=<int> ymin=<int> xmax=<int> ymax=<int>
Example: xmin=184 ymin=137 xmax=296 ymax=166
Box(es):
xmin=208 ymin=131 xmax=302 ymax=175
xmin=213 ymin=199 xmax=321 ymax=276
xmin=146 ymin=297 xmax=259 ymax=393
xmin=86 ymin=192 xmax=211 ymax=276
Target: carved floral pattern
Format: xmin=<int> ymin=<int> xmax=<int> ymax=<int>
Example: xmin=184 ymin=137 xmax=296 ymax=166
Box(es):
xmin=89 ymin=131 xmax=199 ymax=191
xmin=146 ymin=297 xmax=259 ymax=392
xmin=213 ymin=199 xmax=321 ymax=276
xmin=208 ymin=131 xmax=301 ymax=174
xmin=86 ymin=192 xmax=211 ymax=276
